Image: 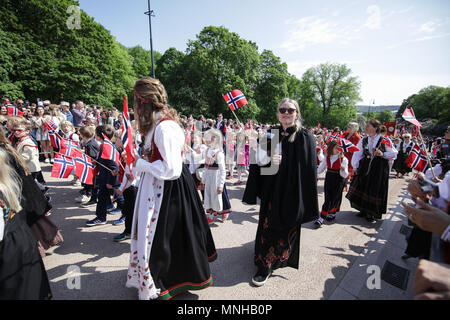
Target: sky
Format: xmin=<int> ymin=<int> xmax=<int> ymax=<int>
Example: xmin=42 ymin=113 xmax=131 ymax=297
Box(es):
xmin=78 ymin=0 xmax=450 ymax=106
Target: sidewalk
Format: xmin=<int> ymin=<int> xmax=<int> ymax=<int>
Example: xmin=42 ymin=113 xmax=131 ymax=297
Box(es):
xmin=329 ymin=180 xmax=418 ymax=300
xmin=40 ymin=163 xmax=417 ymax=300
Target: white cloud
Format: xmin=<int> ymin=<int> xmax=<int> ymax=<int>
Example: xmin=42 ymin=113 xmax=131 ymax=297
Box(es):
xmin=418 ymin=20 xmax=439 ymax=33
xmin=281 ymin=17 xmax=339 ymax=52
xmin=281 ymin=16 xmax=364 ymax=52
xmin=364 ymin=5 xmax=382 ymax=30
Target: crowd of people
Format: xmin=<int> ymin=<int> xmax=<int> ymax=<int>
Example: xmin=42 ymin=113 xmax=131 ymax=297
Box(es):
xmin=0 ymin=79 xmax=449 ymax=300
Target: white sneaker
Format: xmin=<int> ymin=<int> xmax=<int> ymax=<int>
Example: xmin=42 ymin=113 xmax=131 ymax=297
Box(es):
xmin=75 ymin=195 xmax=90 ymax=203
xmin=80 ymin=195 xmax=91 ymax=203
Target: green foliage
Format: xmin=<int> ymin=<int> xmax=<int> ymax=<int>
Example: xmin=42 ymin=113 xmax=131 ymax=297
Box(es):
xmin=376 ymin=109 xmax=395 ymax=123
xmin=0 ymin=0 xmax=137 ymax=108
xmin=0 ymin=2 xmax=363 ymax=123
xmin=299 ymin=63 xmax=361 ymax=128
xmin=396 ymin=85 xmax=450 ymax=123
xmin=128 ymin=45 xmax=161 ymax=79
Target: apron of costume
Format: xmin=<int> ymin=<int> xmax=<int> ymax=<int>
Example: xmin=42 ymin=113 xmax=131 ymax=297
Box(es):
xmin=346 ymin=136 xmax=390 ymax=219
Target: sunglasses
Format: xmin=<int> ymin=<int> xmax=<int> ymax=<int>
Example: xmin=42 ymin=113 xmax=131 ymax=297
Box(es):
xmin=279 ymin=108 xmax=296 ymax=114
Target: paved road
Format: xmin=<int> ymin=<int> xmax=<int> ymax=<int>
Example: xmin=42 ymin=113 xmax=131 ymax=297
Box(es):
xmin=41 ymin=163 xmax=418 ymax=300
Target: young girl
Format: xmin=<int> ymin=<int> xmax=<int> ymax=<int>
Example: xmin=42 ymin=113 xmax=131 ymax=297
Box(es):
xmin=316 ymin=135 xmax=325 ymax=166
xmin=60 ymin=120 xmax=79 ymax=143
xmin=186 ymin=131 xmax=207 ymax=200
xmin=60 ymin=120 xmax=80 ymax=185
xmin=202 ymin=129 xmax=232 ymax=223
xmin=32 ymin=106 xmax=53 ymax=163
xmin=225 ymin=127 xmax=236 ymax=179
xmin=235 ymin=126 xmax=249 ymax=184
xmin=13 ymin=119 xmax=46 ymax=187
xmin=314 ymin=140 xmax=349 ymax=227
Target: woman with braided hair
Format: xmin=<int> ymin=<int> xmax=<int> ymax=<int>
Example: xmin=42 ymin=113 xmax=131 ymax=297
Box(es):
xmin=126 ymin=77 xmax=216 ymax=300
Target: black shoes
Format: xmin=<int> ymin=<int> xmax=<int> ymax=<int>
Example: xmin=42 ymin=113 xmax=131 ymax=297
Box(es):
xmin=252 ymin=268 xmax=272 ymax=287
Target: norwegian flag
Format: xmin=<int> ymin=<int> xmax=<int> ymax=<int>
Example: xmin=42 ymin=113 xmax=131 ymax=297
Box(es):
xmin=121 ymin=95 xmax=136 ymax=169
xmin=406 ymin=144 xmax=428 ymax=172
xmin=51 ymin=154 xmax=74 ymax=179
xmin=74 ymin=153 xmax=95 ymax=184
xmin=336 ymin=138 xmax=360 ymax=153
xmin=327 ymin=132 xmax=343 ymax=142
xmin=101 ymin=134 xmax=120 ymax=164
xmin=48 ymin=130 xmax=63 ymax=149
xmin=61 ymin=139 xmax=82 ymax=158
xmin=42 ymin=120 xmax=59 ymax=132
xmin=402 ymin=106 xmax=422 ymax=128
xmin=223 ymin=90 xmax=248 ymax=111
xmin=7 ymin=104 xmax=23 ymax=116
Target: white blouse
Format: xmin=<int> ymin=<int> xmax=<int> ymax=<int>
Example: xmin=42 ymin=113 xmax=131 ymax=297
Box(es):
xmin=135 ymin=116 xmax=185 ymax=181
xmin=351 ymin=134 xmax=398 ymax=171
xmin=317 ymin=154 xmax=349 ymax=179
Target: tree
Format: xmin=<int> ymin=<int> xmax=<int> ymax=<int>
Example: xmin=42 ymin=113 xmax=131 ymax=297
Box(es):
xmin=184 ymin=26 xmax=261 ymax=120
xmin=396 ymin=85 xmax=450 ymax=123
xmin=254 ymin=50 xmax=291 ymax=124
xmin=0 ymin=0 xmax=136 ymax=107
xmin=299 ymin=63 xmax=360 ymax=128
xmin=128 ymin=45 xmax=161 ymax=79
xmin=377 ymin=109 xmax=395 ymax=123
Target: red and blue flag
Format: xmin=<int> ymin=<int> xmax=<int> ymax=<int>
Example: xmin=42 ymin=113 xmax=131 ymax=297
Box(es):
xmin=74 ymin=153 xmax=95 ymax=184
xmin=7 ymin=104 xmax=23 ymax=116
xmin=101 ymin=135 xmax=120 ymax=165
xmin=51 ymin=154 xmax=74 ymax=179
xmin=223 ymin=90 xmax=248 ymax=111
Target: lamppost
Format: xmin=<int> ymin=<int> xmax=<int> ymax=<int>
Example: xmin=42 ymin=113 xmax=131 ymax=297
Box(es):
xmin=144 ymin=0 xmax=155 ymax=78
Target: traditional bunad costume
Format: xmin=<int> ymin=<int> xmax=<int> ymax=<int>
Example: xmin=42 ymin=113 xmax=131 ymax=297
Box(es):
xmin=126 ymin=113 xmax=216 ymax=300
xmin=393 ymin=140 xmax=413 ymax=176
xmin=235 ymin=130 xmax=249 ymax=183
xmin=315 ymin=154 xmax=349 ymax=226
xmin=202 ymin=146 xmax=232 ymax=222
xmin=243 ymin=126 xmax=319 ymax=276
xmin=346 ymin=134 xmax=398 ymax=220
xmin=343 ymin=132 xmax=361 ymax=180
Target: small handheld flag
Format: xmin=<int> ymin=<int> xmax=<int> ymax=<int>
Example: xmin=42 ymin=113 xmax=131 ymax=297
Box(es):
xmin=51 ymin=154 xmax=74 ymax=179
xmin=223 ymin=90 xmax=248 ymax=111
xmin=74 ymin=154 xmax=95 ymax=185
xmin=336 ymin=138 xmax=360 ymax=153
xmin=7 ymin=104 xmax=23 ymax=116
xmin=402 ymin=106 xmax=422 ymax=128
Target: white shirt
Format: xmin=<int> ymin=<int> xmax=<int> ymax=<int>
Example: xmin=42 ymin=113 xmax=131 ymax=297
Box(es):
xmin=352 ymin=134 xmax=398 ymax=171
xmin=135 ymin=114 xmax=185 ymax=181
xmin=317 ymin=154 xmax=349 ymax=179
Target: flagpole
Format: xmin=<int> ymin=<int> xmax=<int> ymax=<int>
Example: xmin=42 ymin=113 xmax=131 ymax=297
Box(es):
xmin=404 ymin=105 xmax=437 ymax=180
xmin=417 ymin=129 xmax=437 ymax=180
xmin=230 ymin=109 xmax=243 ymax=127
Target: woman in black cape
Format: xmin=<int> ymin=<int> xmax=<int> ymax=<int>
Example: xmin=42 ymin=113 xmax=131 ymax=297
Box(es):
xmin=0 ymin=140 xmax=52 ymax=300
xmin=243 ymin=98 xmax=319 ymax=286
